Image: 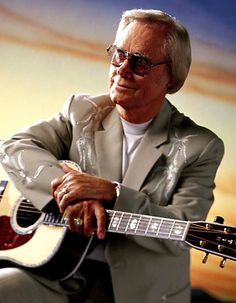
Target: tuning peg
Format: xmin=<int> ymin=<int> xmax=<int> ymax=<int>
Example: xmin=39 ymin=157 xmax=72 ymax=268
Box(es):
xmin=220 ymin=258 xmax=227 ymax=268
xmin=213 ymin=216 xmax=224 ymax=224
xmin=202 ymin=253 xmax=209 ymax=264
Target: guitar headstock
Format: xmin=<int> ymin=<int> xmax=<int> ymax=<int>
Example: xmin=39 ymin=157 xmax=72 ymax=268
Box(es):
xmin=186 ymin=216 xmax=236 ymax=267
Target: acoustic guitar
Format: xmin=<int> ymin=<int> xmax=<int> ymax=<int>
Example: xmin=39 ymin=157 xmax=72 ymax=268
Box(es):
xmin=0 ymin=179 xmax=236 ymax=280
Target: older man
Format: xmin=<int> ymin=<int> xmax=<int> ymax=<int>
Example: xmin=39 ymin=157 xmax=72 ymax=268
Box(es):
xmin=0 ymin=9 xmax=224 ymax=303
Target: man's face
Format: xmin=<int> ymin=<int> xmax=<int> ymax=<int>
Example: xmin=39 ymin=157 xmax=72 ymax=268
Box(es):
xmin=108 ymin=20 xmax=172 ymax=123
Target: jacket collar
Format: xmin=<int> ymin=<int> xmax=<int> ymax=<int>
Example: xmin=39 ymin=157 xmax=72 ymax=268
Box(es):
xmin=122 ymin=99 xmax=171 ymax=189
xmin=95 ymin=98 xmax=172 ymax=188
xmin=95 ymin=108 xmax=123 ymax=182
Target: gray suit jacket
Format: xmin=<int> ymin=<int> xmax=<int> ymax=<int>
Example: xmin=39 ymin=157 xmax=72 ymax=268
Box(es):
xmin=1 ymin=93 xmax=224 ymax=303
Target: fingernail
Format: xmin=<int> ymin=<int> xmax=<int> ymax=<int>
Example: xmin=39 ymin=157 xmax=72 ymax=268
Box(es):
xmin=98 ymin=232 xmax=105 ymax=240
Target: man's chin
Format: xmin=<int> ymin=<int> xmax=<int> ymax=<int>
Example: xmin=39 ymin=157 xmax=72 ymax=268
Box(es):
xmin=110 ymin=91 xmax=131 ymax=106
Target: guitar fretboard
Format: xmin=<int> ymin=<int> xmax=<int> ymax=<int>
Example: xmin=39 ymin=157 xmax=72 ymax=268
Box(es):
xmin=42 ymin=209 xmax=188 ymax=241
xmin=106 ymin=210 xmax=189 ymax=241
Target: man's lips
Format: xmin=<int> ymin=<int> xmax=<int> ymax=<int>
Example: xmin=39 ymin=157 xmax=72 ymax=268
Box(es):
xmin=113 ymin=80 xmax=136 ymax=90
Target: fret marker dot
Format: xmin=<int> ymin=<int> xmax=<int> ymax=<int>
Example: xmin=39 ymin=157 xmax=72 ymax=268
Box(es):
xmin=112 ymin=217 xmax=119 ymax=228
xmin=130 ymin=219 xmax=138 ymax=230
xmin=173 ymin=225 xmax=184 ymax=235
xmin=150 ymin=223 xmax=159 ymax=231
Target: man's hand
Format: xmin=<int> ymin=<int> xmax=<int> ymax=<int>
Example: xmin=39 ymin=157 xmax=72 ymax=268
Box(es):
xmin=63 ymin=199 xmax=107 ymax=240
xmin=51 ymin=164 xmax=117 ymax=213
xmin=50 ymin=164 xmax=117 ymax=239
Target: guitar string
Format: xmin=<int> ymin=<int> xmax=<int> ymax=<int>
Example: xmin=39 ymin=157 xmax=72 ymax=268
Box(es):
xmin=106 ymin=213 xmax=236 ymax=255
xmin=16 ymin=204 xmax=236 ymax=236
xmin=10 ymin=211 xmax=236 ymax=259
xmin=15 ymin=203 xmax=236 ymax=257
xmin=106 ymin=213 xmax=236 ymax=256
xmin=106 ymin=212 xmax=235 ymax=234
xmin=8 ymin=198 xmax=236 ymax=261
xmin=14 ymin=201 xmax=225 ymax=232
xmin=107 ymin=213 xmax=184 ymax=230
xmin=186 ymin=232 xmax=236 ymax=255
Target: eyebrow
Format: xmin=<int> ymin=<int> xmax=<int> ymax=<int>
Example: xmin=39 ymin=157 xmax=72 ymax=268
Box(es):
xmin=116 ymin=45 xmax=150 ymax=61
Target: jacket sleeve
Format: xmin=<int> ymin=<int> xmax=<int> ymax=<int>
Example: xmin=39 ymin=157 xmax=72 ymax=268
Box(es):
xmin=113 ymin=135 xmax=224 ymax=255
xmin=0 ymin=95 xmax=75 ymax=210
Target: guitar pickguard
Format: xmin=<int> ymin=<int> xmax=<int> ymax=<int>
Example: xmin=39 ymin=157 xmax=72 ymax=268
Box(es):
xmin=0 ymin=215 xmax=34 ymax=250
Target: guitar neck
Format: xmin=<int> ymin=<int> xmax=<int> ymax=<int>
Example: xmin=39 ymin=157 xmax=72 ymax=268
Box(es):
xmin=42 ymin=208 xmax=189 ymax=242
xmin=106 ymin=210 xmax=189 ymax=241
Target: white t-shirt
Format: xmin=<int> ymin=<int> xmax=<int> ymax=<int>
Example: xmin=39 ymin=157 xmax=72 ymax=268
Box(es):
xmin=121 ymin=117 xmax=152 ymax=178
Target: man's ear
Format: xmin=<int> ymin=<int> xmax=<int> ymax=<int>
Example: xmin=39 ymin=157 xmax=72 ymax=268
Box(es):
xmin=167 ymin=80 xmax=173 ymax=92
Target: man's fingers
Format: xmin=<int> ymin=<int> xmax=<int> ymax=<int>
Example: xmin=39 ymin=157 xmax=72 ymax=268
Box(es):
xmin=94 ymin=204 xmax=106 ymax=239
xmin=83 ymin=202 xmax=94 ymax=237
xmin=60 ymin=163 xmax=76 ymax=173
xmin=63 ymin=200 xmax=106 ymax=239
xmin=64 ymin=204 xmax=83 ymax=232
xmin=50 ymin=176 xmax=64 ymax=197
xmin=82 ymin=201 xmax=106 ymax=239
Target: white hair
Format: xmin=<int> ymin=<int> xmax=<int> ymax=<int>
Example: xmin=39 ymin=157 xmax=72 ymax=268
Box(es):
xmin=116 ymin=9 xmax=192 ymax=93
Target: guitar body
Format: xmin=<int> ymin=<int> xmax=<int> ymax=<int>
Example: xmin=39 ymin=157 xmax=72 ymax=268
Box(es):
xmin=0 ymin=179 xmax=93 ymax=280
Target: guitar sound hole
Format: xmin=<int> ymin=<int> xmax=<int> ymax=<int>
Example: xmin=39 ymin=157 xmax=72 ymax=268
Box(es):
xmin=16 ymin=199 xmax=41 ymax=228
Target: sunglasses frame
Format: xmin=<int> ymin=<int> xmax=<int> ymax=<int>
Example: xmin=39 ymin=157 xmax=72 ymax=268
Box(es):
xmin=107 ymin=44 xmax=170 ymax=77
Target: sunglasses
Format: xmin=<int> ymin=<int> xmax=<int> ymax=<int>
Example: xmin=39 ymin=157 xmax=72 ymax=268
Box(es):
xmin=107 ymin=45 xmax=170 ymax=77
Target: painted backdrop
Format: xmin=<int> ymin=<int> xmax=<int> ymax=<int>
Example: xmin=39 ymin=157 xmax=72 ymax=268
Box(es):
xmin=0 ymin=0 xmax=236 ymax=301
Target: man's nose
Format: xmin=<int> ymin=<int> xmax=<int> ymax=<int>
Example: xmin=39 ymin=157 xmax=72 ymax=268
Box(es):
xmin=117 ymin=59 xmax=132 ymax=78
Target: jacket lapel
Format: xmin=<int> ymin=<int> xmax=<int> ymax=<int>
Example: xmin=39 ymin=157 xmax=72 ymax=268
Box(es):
xmin=95 ymin=109 xmax=123 ymax=182
xmin=122 ymin=100 xmax=171 ymax=190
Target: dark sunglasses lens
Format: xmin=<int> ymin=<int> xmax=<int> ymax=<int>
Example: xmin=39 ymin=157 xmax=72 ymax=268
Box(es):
xmin=109 ymin=47 xmax=124 ymax=66
xmin=129 ymin=55 xmax=150 ymax=76
xmin=107 ymin=46 xmax=150 ymax=76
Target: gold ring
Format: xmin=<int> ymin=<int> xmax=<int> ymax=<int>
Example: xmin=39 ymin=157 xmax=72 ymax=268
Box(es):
xmin=62 ymin=187 xmax=68 ymax=194
xmin=73 ymin=217 xmax=83 ymax=227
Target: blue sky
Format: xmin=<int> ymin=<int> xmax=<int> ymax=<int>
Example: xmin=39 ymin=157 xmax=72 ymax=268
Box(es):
xmin=91 ymin=0 xmax=236 ymax=52
xmin=1 ymin=0 xmax=235 ymax=53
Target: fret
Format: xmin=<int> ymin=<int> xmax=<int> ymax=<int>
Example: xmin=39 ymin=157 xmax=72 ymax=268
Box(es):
xmin=145 ymin=217 xmax=152 ymax=235
xmin=135 ymin=215 xmax=142 ymax=233
xmin=171 ymin=221 xmax=188 ymax=241
xmin=158 ymin=219 xmax=187 ymax=240
xmin=44 ymin=213 xmax=53 ymax=224
xmin=158 ymin=219 xmax=173 ymax=238
xmin=145 ymin=217 xmax=162 ymax=237
xmin=156 ymin=218 xmax=163 ymax=236
xmin=141 ymin=217 xmax=187 ymax=240
xmin=107 ymin=211 xmax=146 ymax=235
xmin=116 ymin=212 xmax=124 ymax=231
xmin=125 ymin=214 xmax=143 ymax=234
xmin=124 ymin=215 xmax=149 ymax=236
xmin=107 ymin=210 xmax=116 ymax=230
xmin=108 ymin=211 xmax=125 ymax=232
xmin=124 ymin=213 xmax=132 ymax=233
xmin=43 ymin=213 xmax=65 ymax=226
xmin=168 ymin=221 xmax=175 ymax=238
xmin=121 ymin=212 xmax=132 ymax=233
